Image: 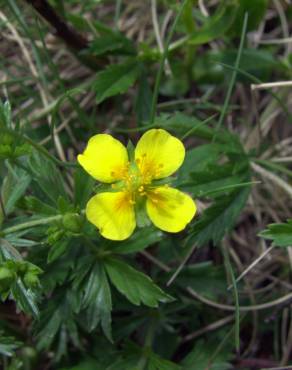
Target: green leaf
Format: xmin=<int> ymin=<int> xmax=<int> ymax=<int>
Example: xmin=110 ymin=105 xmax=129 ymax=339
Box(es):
xmin=177 ymin=262 xmax=227 ymax=299
xmin=154 ymin=112 xmax=239 ymax=147
xmin=260 ymin=220 xmax=292 ymax=247
xmin=182 ymin=336 xmax=233 ymax=369
xmin=36 ymin=309 xmax=62 ymax=350
xmin=188 ymin=3 xmax=238 ymax=45
xmin=11 ymin=280 xmax=39 ymax=318
xmin=74 ymin=168 xmax=95 ymax=209
xmin=230 ymin=0 xmax=268 ymax=36
xmin=0 ymin=240 xmax=40 ymax=318
xmin=0 ymin=100 xmax=12 ymax=128
xmin=48 ymin=239 xmax=69 ymax=263
xmin=135 ymin=70 xmax=153 ymax=124
xmin=148 ymin=352 xmax=182 ymax=370
xmin=28 ymin=150 xmax=68 ymax=205
xmin=184 ymin=158 xmax=250 ymax=197
xmin=93 ymin=59 xmax=140 ymax=103
xmin=114 ymin=227 xmax=162 ymax=254
xmin=104 ymin=258 xmax=172 ymax=307
xmin=89 ymin=33 xmax=135 ymax=57
xmin=187 ymin=187 xmax=250 ymax=247
xmin=211 ymin=49 xmax=278 ymax=81
xmin=0 ymin=331 xmax=22 ymax=357
xmin=1 ymin=168 xmax=31 ymax=215
xmin=82 ymin=263 xmax=112 ymax=340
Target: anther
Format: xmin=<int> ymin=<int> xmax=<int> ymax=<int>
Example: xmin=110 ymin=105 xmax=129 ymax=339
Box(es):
xmin=138 ymin=186 xmax=144 ymax=192
xmin=129 ymin=199 xmax=136 ymax=205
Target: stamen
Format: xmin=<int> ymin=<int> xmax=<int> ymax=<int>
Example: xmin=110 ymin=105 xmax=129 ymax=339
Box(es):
xmin=129 ymin=199 xmax=136 ymax=205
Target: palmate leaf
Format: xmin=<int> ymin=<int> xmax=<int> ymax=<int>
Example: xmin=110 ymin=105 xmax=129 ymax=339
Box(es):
xmin=104 ymin=257 xmax=173 ymax=307
xmin=260 ymin=220 xmax=292 ymax=247
xmin=93 ymin=59 xmax=140 ymax=103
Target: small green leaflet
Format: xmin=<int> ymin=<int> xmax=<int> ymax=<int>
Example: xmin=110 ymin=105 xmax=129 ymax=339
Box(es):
xmin=260 ymin=220 xmax=292 ymax=247
xmin=104 ymin=257 xmax=173 ymax=307
xmin=93 ymin=59 xmax=140 ymax=103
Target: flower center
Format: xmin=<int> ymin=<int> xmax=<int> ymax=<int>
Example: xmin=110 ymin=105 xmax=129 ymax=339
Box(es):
xmin=111 ymin=154 xmax=166 ymax=205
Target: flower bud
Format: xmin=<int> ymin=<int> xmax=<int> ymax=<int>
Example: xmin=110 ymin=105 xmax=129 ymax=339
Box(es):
xmin=62 ymin=213 xmax=83 ymax=233
xmin=23 ymin=273 xmax=39 ymax=288
xmin=0 ymin=267 xmax=15 ymax=291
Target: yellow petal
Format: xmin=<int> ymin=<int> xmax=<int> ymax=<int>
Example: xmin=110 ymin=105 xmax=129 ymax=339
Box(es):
xmin=86 ymin=192 xmax=136 ymax=241
xmin=146 ymin=186 xmax=196 ymax=233
xmin=135 ymin=129 xmax=185 ymax=180
xmin=78 ymin=134 xmax=128 ymax=183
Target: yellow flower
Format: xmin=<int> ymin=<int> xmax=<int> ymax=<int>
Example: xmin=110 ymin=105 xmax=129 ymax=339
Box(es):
xmin=77 ymin=129 xmax=196 ymax=241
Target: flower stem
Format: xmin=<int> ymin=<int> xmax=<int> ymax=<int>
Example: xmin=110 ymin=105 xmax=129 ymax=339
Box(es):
xmin=1 ymin=215 xmax=63 ymax=236
xmin=149 ymin=0 xmax=189 ymax=124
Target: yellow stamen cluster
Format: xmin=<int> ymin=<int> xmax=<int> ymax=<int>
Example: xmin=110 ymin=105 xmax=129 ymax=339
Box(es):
xmin=112 ymin=155 xmax=167 ymax=207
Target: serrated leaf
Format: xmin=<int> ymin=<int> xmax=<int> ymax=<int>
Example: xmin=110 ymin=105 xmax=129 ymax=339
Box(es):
xmin=93 ymin=59 xmax=140 ymax=103
xmin=104 ymin=258 xmax=172 ymax=307
xmin=260 ymin=220 xmax=292 ymax=247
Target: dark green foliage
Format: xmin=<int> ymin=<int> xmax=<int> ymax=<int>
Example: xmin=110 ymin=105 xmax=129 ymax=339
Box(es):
xmin=0 ymin=1 xmax=290 ymax=369
xmin=260 ymin=220 xmax=292 ymax=247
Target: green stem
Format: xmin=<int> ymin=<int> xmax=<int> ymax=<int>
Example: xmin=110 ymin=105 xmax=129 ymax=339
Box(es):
xmin=149 ymin=0 xmax=189 ymax=123
xmin=1 ymin=215 xmax=63 ymax=235
xmin=136 ymin=317 xmax=157 ymax=370
xmin=221 ymin=243 xmax=240 ymax=352
xmin=213 ymin=12 xmax=248 ymax=141
xmin=0 ymin=127 xmax=77 ymax=168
